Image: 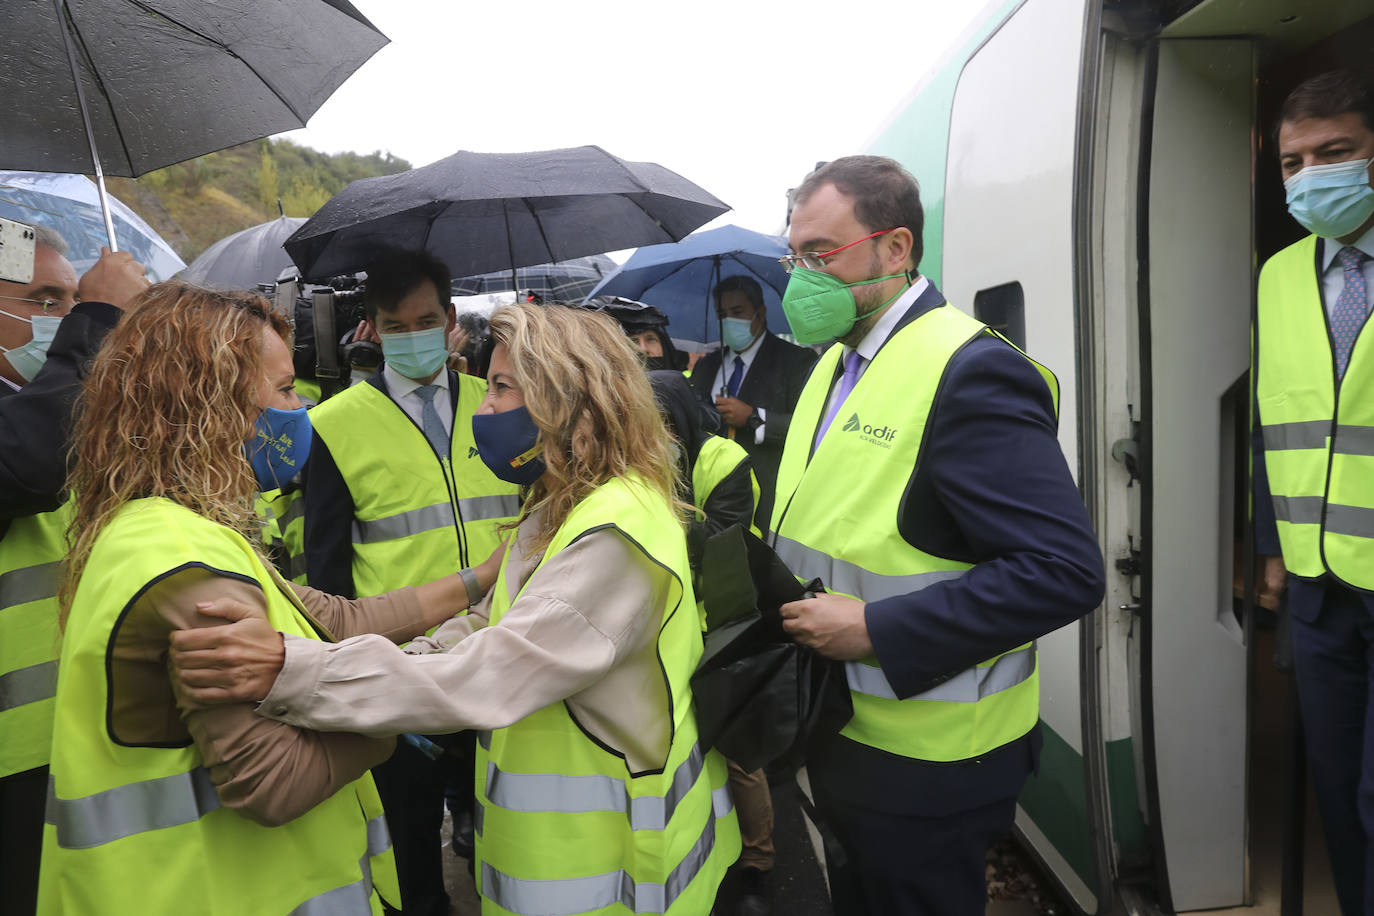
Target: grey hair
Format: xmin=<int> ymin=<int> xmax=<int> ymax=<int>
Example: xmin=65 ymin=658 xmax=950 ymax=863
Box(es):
xmin=32 ymin=224 xmax=69 ymax=257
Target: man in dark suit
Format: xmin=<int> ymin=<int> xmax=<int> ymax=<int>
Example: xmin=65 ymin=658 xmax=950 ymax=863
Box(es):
xmin=771 ymin=156 xmax=1104 ymax=914
xmin=1252 ymin=71 xmax=1374 ymax=916
xmin=688 ymin=275 xmax=816 ymax=529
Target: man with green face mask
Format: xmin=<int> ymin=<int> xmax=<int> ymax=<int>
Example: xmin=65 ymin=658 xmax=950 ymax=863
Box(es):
xmin=1252 ymin=70 xmax=1374 ymax=916
xmin=302 ymin=249 xmax=519 ymax=916
xmin=770 ymin=156 xmax=1104 ymax=915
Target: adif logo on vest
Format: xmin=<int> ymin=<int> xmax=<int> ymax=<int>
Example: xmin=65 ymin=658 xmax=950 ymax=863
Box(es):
xmin=843 ymin=413 xmax=897 ymax=448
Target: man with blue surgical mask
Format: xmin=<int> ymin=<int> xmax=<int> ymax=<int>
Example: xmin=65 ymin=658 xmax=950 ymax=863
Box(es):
xmin=302 ymin=250 xmax=519 ymax=916
xmin=1253 ymin=70 xmax=1374 ymax=916
xmin=688 ymin=275 xmax=816 ymax=530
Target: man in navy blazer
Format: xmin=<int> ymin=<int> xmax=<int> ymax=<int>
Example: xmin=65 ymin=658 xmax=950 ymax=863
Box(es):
xmin=688 ymin=275 xmax=817 ymax=529
xmin=773 ymin=156 xmax=1105 ymax=915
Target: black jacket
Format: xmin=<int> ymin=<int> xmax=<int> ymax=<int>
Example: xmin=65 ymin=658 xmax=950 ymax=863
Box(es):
xmin=688 ymin=332 xmax=817 ymax=529
xmin=0 ymin=302 xmax=121 ymax=525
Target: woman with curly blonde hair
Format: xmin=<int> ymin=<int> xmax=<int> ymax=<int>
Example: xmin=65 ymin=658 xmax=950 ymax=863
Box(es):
xmin=41 ymin=283 xmax=496 ymax=915
xmin=173 ymin=302 xmax=742 ymax=916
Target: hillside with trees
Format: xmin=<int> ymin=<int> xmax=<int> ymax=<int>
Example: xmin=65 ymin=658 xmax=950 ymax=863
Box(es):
xmin=106 ymin=138 xmax=410 ymax=263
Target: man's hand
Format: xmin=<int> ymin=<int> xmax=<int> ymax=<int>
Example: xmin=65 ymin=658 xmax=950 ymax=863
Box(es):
xmin=447 ymin=324 xmax=470 ymax=373
xmin=1260 ymin=555 xmax=1288 ymax=607
xmin=170 ymin=598 xmax=285 ymax=706
xmin=475 ymin=539 xmax=509 ymax=594
xmin=353 ymin=319 xmax=381 ymax=344
xmin=779 ymin=593 xmax=873 ymax=660
xmin=714 ymin=395 xmax=755 ymax=429
xmin=77 ymin=248 xmax=149 ymax=310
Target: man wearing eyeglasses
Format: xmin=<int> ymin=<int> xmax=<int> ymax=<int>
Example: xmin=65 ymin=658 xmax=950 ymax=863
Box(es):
xmin=0 ymin=224 xmax=148 ymax=914
xmin=769 ymin=156 xmax=1104 ymax=915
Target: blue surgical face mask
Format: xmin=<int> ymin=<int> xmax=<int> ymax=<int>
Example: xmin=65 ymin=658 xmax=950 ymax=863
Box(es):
xmin=1284 ymin=157 xmax=1374 ymax=239
xmin=0 ymin=307 xmax=62 ymax=382
xmin=471 ymin=406 xmax=546 ymax=486
xmin=246 ymin=405 xmax=313 ymax=491
xmin=720 ymin=317 xmax=758 ymax=353
xmin=380 ymin=327 xmax=449 ymax=380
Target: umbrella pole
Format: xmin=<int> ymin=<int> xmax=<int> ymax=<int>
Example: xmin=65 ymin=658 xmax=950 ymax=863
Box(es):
xmin=53 ymin=0 xmax=118 ymax=251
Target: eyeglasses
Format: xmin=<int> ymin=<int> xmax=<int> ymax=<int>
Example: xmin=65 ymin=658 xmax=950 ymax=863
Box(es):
xmin=0 ymin=295 xmax=66 ymax=312
xmin=778 ymin=228 xmax=897 ymax=274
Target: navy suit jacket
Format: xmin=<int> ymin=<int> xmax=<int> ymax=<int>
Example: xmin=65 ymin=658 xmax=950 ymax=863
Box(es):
xmin=0 ymin=301 xmax=121 ymax=527
xmin=804 ymin=281 xmax=1105 ymax=816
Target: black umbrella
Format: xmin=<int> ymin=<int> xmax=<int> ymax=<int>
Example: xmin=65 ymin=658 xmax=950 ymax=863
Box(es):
xmin=284 ymin=145 xmax=730 ymax=281
xmin=1 ymin=0 xmax=386 ymax=248
xmin=451 ymin=254 xmax=617 ymax=302
xmin=180 ymin=216 xmax=308 ymax=291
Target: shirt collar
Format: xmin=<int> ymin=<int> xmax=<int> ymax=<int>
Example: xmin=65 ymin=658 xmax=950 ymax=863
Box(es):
xmin=384 ymin=361 xmax=450 ymax=400
xmin=1321 ymin=222 xmax=1374 ymax=273
xmin=849 ymin=275 xmax=931 ymax=363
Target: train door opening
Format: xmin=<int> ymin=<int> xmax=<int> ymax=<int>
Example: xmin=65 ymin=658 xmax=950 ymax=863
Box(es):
xmin=1140 ymin=3 xmax=1374 ymax=912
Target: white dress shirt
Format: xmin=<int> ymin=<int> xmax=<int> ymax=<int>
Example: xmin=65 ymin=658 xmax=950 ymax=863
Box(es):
xmin=382 ymin=361 xmax=452 ymax=438
xmin=1320 ymin=223 xmax=1374 ymax=321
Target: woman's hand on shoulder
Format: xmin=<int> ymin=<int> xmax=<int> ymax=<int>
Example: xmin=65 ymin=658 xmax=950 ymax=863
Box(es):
xmin=170 ymin=599 xmax=285 ymax=706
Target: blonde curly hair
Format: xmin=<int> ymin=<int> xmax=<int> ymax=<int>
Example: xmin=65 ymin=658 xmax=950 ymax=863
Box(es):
xmin=60 ymin=282 xmax=290 ymax=623
xmin=487 ymin=303 xmax=687 ymax=552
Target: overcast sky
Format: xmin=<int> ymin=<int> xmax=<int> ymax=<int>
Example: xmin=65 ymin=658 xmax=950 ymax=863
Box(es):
xmin=279 ymin=0 xmax=989 ymax=239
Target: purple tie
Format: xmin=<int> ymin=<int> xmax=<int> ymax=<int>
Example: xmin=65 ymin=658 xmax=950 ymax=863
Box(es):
xmin=1332 ymin=246 xmax=1369 ymax=378
xmin=815 ymin=350 xmax=863 ymax=449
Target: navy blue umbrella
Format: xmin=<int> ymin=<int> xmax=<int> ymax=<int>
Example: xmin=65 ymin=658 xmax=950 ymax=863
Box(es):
xmin=285 ymin=145 xmax=729 ymax=281
xmin=585 ymin=224 xmax=792 ymax=347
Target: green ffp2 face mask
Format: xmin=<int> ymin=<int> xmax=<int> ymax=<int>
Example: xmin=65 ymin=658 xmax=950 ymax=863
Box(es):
xmin=779 ymin=268 xmax=908 ymax=345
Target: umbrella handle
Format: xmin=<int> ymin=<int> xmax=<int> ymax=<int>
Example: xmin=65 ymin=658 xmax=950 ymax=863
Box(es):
xmin=53 ymin=0 xmax=118 ymax=251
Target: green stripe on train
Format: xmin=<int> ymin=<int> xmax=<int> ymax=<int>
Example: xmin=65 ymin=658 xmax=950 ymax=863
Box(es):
xmin=1019 ymin=727 xmax=1149 ymax=889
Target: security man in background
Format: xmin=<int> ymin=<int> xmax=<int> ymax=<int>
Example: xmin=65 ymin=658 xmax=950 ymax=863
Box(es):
xmin=0 ymin=226 xmax=148 ymax=914
xmin=303 ymin=250 xmax=519 ymax=915
xmin=771 ymin=156 xmax=1105 ymax=914
xmin=689 ymin=275 xmax=816 ymax=529
xmin=1253 ymin=70 xmax=1374 ymax=916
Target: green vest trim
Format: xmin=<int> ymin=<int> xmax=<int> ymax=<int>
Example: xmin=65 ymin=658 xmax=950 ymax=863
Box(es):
xmin=1257 ymin=234 xmax=1374 ymax=588
xmin=308 ymin=374 xmax=519 ymax=595
xmin=474 ymin=475 xmax=739 ymax=916
xmin=771 ymin=304 xmax=1054 ymax=762
xmin=0 ymin=503 xmax=71 ymax=777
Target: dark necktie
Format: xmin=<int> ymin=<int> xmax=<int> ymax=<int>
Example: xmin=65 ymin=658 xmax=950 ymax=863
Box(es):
xmin=1332 ymin=246 xmax=1369 ymax=378
xmin=414 ymin=385 xmax=450 ymax=458
xmin=726 ymin=356 xmax=745 ymax=398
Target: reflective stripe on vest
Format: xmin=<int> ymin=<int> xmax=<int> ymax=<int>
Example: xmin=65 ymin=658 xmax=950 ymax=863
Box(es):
xmin=480 ymin=785 xmax=734 ymax=916
xmin=352 ymin=495 xmax=520 ymax=545
xmin=1 ymin=560 xmax=61 ymax=610
xmin=1257 ymin=235 xmax=1374 ymax=588
xmin=475 ymin=475 xmax=739 ymax=915
xmin=309 ymin=375 xmax=518 ymax=595
xmin=1 ymin=505 xmax=69 ymax=778
xmin=485 ymin=742 xmax=708 ymax=831
xmin=773 ymin=535 xmax=964 ymax=603
xmin=1 ymin=660 xmax=58 ymax=713
xmin=47 ymin=767 xmax=220 ymax=849
xmin=845 ymin=644 xmax=1036 ymax=702
xmin=289 ymin=816 xmax=393 ymax=916
xmin=770 ymin=304 xmax=1049 ymax=762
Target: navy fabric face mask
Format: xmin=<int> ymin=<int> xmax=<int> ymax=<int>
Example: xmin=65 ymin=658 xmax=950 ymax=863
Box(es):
xmin=472 ymin=406 xmax=546 ymax=486
xmin=246 ymin=405 xmax=313 ymax=491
